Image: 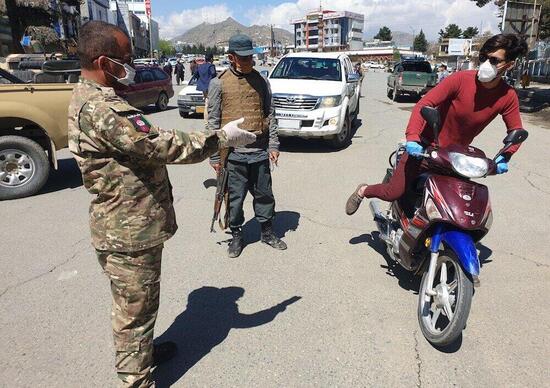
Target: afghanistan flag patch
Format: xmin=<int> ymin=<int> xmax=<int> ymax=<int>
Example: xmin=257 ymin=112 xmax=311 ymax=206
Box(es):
xmin=127 ymin=114 xmax=152 ymax=133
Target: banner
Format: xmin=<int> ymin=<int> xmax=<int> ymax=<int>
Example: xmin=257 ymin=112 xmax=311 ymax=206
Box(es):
xmin=448 ymin=38 xmax=472 ymax=56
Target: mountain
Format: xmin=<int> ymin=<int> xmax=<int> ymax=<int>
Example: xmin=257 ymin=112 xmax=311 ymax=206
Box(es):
xmin=171 ymin=17 xmax=294 ymax=47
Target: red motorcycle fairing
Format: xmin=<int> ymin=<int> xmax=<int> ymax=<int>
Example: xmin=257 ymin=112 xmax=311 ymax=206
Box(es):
xmin=395 ymin=174 xmax=492 ymax=271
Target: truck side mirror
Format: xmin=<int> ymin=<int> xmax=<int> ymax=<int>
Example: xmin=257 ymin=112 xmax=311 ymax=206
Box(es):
xmin=347 ymin=73 xmax=361 ymax=83
xmin=420 ymin=106 xmax=441 ymax=144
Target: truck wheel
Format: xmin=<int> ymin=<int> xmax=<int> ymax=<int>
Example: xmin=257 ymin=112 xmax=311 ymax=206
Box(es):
xmin=156 ymin=92 xmax=169 ymax=111
xmin=329 ymin=112 xmax=352 ymax=149
xmin=0 ymin=136 xmax=50 ymax=200
xmin=180 ymin=111 xmax=190 ymax=118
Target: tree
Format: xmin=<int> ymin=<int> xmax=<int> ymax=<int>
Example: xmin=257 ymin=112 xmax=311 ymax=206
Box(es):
xmin=392 ymin=48 xmax=401 ymax=61
xmin=413 ymin=29 xmax=428 ymax=52
xmin=438 ymin=24 xmax=463 ymax=41
xmin=462 ymin=26 xmax=480 ymax=39
xmin=158 ymin=39 xmax=175 ymax=56
xmin=374 ymin=26 xmax=392 ymax=41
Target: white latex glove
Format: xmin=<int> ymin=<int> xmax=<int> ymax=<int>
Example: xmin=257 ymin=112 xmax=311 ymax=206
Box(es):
xmin=220 ymin=118 xmax=257 ymax=148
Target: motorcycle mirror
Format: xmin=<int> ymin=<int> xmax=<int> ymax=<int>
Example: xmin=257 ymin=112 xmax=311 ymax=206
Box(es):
xmin=502 ymin=129 xmax=529 ymax=145
xmin=420 ymin=107 xmax=441 ymax=144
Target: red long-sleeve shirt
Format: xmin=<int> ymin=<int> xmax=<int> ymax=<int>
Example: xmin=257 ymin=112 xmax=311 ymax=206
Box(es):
xmin=406 ymin=70 xmax=523 ymax=155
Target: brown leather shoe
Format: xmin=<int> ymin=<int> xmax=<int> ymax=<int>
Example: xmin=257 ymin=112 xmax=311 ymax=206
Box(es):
xmin=345 ymin=184 xmax=367 ymax=215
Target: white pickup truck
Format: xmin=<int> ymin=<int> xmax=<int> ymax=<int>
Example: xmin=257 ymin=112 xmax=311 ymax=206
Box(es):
xmin=266 ymin=52 xmax=361 ymax=148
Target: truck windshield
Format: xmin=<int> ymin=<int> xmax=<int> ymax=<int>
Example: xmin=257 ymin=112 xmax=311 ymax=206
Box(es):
xmin=271 ymin=57 xmax=342 ymax=81
xmin=402 ymin=62 xmax=432 ymax=73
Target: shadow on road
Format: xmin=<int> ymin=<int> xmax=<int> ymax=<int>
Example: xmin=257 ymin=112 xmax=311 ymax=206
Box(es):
xmin=142 ymin=105 xmax=179 ymax=115
xmin=38 ymin=157 xmax=83 ymax=195
xmin=242 ymin=210 xmax=300 ymax=244
xmin=350 ymin=231 xmax=421 ymax=293
xmin=153 ymin=287 xmax=301 ymax=387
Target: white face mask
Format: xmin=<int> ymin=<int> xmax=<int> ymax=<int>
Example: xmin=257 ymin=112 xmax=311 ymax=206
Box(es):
xmin=105 ymin=57 xmax=136 ymax=86
xmin=477 ymin=60 xmax=498 ymax=83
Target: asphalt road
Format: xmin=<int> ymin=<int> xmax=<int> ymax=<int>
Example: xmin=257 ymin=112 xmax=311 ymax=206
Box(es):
xmin=1 ymin=71 xmax=549 ymax=387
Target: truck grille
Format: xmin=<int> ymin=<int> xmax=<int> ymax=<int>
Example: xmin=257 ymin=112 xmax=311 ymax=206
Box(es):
xmin=273 ymin=95 xmax=319 ymax=110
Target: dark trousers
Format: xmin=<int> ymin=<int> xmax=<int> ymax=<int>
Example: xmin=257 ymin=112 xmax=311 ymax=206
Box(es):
xmin=364 ymin=153 xmax=429 ymax=202
xmin=228 ymin=159 xmax=275 ymax=229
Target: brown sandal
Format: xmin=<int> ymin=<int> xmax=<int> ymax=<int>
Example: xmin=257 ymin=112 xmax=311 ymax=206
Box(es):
xmin=346 ymin=184 xmax=367 ymax=215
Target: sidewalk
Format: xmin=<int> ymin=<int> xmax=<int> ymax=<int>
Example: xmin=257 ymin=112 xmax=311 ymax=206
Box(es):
xmin=516 ymin=82 xmax=550 ymax=113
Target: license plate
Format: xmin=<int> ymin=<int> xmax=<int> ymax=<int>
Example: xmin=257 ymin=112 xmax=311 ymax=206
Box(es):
xmin=278 ymin=119 xmax=300 ymax=129
xmin=196 ymin=106 xmax=205 ymax=114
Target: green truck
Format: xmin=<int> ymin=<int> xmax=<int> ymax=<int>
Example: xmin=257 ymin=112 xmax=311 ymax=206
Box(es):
xmin=387 ymin=59 xmax=437 ymax=102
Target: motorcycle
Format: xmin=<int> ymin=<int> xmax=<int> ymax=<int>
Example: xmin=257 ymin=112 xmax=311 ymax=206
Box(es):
xmin=369 ymin=106 xmax=528 ymax=346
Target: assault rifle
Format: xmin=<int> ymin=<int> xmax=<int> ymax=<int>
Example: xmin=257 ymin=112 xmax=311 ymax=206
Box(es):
xmin=210 ymin=148 xmax=230 ymax=233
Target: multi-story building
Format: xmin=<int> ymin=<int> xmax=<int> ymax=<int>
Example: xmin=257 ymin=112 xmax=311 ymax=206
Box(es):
xmin=81 ymin=0 xmax=111 ymax=23
xmin=292 ymin=10 xmax=364 ymax=52
xmin=110 ymin=0 xmax=147 ymax=26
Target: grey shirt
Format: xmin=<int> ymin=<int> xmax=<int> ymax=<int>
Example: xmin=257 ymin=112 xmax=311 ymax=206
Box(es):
xmin=208 ymin=68 xmax=279 ymax=164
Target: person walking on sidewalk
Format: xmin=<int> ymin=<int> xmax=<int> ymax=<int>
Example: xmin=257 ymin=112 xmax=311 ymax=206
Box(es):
xmin=208 ymin=34 xmax=287 ymax=258
xmin=197 ymin=53 xmax=217 ymax=120
xmin=68 ymin=21 xmax=256 ymax=388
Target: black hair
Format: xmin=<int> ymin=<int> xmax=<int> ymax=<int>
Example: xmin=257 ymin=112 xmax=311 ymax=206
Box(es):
xmin=78 ymin=21 xmax=130 ymax=70
xmin=205 ymin=53 xmax=214 ymax=62
xmin=479 ymin=34 xmax=528 ymax=62
xmin=440 ymin=64 xmax=447 ymax=70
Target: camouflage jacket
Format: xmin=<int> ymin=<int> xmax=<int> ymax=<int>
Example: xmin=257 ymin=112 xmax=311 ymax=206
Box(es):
xmin=68 ymin=78 xmax=224 ymax=252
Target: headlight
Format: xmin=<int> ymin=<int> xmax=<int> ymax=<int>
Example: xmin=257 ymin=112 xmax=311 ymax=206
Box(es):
xmin=319 ymin=95 xmax=342 ymax=108
xmin=449 ymin=152 xmax=489 ymax=178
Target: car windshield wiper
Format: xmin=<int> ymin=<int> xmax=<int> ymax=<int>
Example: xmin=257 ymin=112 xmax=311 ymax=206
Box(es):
xmin=292 ymin=76 xmax=322 ymax=80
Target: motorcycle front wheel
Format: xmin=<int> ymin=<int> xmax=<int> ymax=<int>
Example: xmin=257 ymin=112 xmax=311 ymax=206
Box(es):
xmin=417 ymin=250 xmax=474 ymax=346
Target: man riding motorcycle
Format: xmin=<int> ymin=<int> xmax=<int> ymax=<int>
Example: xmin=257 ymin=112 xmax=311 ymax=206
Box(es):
xmin=346 ymin=34 xmax=528 ymax=215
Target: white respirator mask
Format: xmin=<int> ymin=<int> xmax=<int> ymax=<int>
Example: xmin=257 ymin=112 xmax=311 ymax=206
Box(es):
xmin=105 ymin=57 xmax=136 ymax=86
xmin=477 ymin=60 xmax=498 ymax=83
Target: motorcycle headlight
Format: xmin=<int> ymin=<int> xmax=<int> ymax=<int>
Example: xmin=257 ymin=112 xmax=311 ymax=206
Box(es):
xmin=319 ymin=95 xmax=342 ymax=108
xmin=449 ymin=152 xmax=489 ymax=178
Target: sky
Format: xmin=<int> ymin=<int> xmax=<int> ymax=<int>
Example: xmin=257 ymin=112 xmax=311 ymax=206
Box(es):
xmin=152 ymin=0 xmax=502 ymax=41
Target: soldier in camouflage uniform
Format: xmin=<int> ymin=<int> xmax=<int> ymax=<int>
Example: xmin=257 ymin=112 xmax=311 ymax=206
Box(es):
xmin=68 ymin=21 xmax=255 ymax=388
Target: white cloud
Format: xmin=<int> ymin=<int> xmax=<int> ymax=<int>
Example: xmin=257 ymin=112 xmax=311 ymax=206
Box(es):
xmin=158 ymin=5 xmax=234 ymax=39
xmin=244 ymin=0 xmax=501 ymax=40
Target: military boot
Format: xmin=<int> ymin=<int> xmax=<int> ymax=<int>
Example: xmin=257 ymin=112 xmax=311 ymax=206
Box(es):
xmin=261 ymin=221 xmax=287 ymax=250
xmin=228 ymin=228 xmax=244 ymax=258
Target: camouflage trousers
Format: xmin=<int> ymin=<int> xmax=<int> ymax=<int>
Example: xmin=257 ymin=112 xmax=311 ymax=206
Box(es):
xmin=97 ymin=244 xmax=163 ymax=388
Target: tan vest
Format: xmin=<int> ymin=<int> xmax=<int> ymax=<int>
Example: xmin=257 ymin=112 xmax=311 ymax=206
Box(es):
xmin=219 ymin=69 xmax=269 ymax=138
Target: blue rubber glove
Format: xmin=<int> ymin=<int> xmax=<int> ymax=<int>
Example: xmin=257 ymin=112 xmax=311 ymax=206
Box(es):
xmin=495 ymin=155 xmax=509 ymax=174
xmin=406 ymin=141 xmax=425 ymax=158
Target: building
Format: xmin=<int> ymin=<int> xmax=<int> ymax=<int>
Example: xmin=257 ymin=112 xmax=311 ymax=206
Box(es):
xmin=149 ymin=18 xmax=159 ymax=52
xmin=292 ymin=10 xmax=364 ymax=52
xmin=81 ymin=0 xmax=111 ymax=23
xmin=110 ymin=0 xmax=147 ymax=26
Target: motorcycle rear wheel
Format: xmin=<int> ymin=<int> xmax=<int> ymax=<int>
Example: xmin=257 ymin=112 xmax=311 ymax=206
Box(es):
xmin=417 ymin=250 xmax=473 ymax=346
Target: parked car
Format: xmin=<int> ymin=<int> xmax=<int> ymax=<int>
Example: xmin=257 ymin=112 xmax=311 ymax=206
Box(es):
xmin=267 ymin=52 xmax=361 ymax=149
xmin=177 ymin=66 xmax=228 ymax=118
xmin=0 ymin=68 xmax=74 ymax=200
xmin=387 ymin=59 xmax=437 ymax=101
xmin=117 ymin=66 xmax=174 ymax=111
xmin=134 ymin=58 xmax=159 ymax=66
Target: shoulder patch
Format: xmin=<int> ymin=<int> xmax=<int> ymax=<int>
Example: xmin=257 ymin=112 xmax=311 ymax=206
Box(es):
xmin=126 ymin=114 xmax=152 ymax=133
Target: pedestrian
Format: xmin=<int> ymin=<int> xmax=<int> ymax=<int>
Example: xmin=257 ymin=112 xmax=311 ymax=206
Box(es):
xmin=196 ymin=53 xmax=217 ymax=120
xmin=163 ymin=61 xmax=172 ymax=80
xmin=190 ymin=58 xmax=198 ymax=77
xmin=437 ymin=64 xmax=449 ymax=83
xmin=67 ymin=21 xmax=256 ymax=388
xmin=208 ymin=34 xmax=286 ymax=258
xmin=175 ymin=59 xmax=185 ymax=85
xmin=345 ymin=34 xmax=528 ymax=216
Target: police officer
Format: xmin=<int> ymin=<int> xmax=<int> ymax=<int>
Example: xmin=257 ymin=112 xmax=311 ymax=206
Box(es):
xmin=209 ymin=34 xmax=287 ymax=258
xmin=68 ymin=21 xmax=255 ymax=388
